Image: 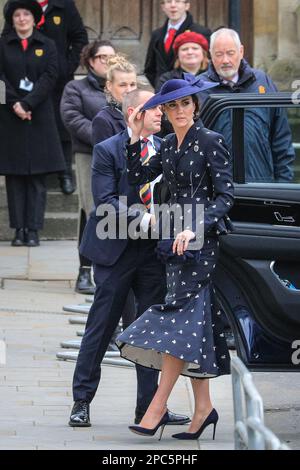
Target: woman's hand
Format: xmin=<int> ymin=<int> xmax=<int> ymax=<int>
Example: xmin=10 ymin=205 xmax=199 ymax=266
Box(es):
xmin=173 ymin=230 xmax=196 ymax=256
xmin=13 ymin=102 xmax=32 ymax=121
xmin=128 ymin=104 xmax=145 ymax=143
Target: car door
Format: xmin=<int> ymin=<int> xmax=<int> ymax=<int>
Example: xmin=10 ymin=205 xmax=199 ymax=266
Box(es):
xmin=201 ymin=93 xmax=300 ymax=372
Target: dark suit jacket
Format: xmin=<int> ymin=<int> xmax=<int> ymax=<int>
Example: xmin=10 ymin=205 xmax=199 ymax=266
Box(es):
xmin=92 ymin=105 xmax=126 ymax=146
xmin=80 ymin=130 xmax=161 ymax=266
xmin=144 ymin=12 xmax=211 ymax=89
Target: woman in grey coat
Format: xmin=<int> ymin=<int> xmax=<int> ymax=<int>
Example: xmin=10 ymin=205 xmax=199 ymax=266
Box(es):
xmin=60 ymin=39 xmax=115 ymax=294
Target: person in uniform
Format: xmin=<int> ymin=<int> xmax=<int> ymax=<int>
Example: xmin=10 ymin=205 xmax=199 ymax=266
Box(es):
xmin=2 ymin=0 xmax=89 ymax=194
xmin=0 ymin=0 xmax=65 ymax=246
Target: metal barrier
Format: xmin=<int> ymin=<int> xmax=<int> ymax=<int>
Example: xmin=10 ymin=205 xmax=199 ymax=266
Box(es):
xmin=231 ymin=357 xmax=290 ymax=450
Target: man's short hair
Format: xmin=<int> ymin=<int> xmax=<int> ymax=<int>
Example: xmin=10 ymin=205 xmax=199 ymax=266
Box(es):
xmin=122 ymin=89 xmax=150 ymax=122
xmin=210 ymin=28 xmax=242 ymax=52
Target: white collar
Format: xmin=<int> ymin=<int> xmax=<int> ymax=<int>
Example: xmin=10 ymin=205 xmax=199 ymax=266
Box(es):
xmin=222 ymin=72 xmax=239 ymax=85
xmin=127 ymin=127 xmax=155 ymax=146
xmin=167 ymin=14 xmax=187 ymax=31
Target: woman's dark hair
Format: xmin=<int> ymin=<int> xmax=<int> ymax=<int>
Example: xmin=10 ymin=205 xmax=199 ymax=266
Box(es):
xmin=192 ymin=94 xmax=201 ymax=119
xmin=80 ymin=40 xmax=115 ymax=69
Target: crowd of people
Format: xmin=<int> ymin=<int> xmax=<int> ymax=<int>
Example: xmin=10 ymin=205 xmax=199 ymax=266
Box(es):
xmin=0 ymin=0 xmax=296 ymax=443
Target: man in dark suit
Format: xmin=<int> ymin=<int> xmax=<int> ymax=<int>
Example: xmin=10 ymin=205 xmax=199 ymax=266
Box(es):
xmin=145 ymin=0 xmax=211 ymax=89
xmin=69 ymin=89 xmax=190 ymax=428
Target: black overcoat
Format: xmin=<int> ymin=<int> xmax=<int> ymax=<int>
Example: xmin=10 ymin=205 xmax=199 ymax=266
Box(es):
xmin=3 ymin=0 xmax=89 ymax=140
xmin=0 ymin=29 xmax=65 ymax=175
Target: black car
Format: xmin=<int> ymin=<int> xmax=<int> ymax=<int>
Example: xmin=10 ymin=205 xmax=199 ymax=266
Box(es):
xmin=200 ymin=93 xmax=300 ymax=372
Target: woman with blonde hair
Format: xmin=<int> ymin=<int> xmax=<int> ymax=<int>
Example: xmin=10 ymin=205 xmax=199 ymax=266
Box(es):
xmin=92 ymin=54 xmax=138 ymax=144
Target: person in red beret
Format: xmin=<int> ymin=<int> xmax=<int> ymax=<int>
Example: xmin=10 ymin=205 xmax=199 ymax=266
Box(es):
xmin=156 ymin=31 xmax=209 ymax=136
xmin=156 ymin=31 xmax=209 ymax=92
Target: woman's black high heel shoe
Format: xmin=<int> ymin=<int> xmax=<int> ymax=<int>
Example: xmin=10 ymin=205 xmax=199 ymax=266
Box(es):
xmin=172 ymin=408 xmax=218 ymax=440
xmin=129 ymin=412 xmax=169 ymax=441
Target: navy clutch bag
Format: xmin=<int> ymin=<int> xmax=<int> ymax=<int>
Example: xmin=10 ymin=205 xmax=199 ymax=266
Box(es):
xmin=155 ymin=239 xmax=202 ymax=265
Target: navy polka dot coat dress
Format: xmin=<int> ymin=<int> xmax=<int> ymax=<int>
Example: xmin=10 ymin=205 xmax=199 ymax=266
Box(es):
xmin=117 ymin=120 xmax=234 ymax=379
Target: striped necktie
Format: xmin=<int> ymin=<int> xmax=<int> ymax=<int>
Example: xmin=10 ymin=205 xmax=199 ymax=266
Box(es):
xmin=139 ymin=138 xmax=152 ymax=210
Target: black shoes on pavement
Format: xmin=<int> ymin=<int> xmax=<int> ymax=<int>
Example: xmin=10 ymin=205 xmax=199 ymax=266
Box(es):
xmin=68 ymin=402 xmax=190 ymax=428
xmin=69 ymin=401 xmax=91 ymax=427
xmin=60 ymin=175 xmax=75 ymax=195
xmin=26 ymin=230 xmax=40 ymax=247
xmin=135 ymin=409 xmax=191 ymax=426
xmin=75 ymin=267 xmax=95 ymax=295
xmin=11 ymin=229 xmax=39 ymax=247
xmin=11 ymin=228 xmax=26 ymax=247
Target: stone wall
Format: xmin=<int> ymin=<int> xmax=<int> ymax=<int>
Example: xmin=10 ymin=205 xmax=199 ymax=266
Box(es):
xmin=254 ymin=0 xmax=300 ymax=90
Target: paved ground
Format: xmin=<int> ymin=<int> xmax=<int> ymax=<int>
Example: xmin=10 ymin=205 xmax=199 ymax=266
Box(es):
xmin=0 ymin=241 xmax=234 ymax=451
xmin=0 ymin=241 xmax=299 ymax=450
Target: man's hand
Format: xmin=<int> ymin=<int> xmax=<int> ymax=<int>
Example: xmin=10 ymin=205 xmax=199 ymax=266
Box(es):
xmin=13 ymin=102 xmax=32 ymax=121
xmin=128 ymin=104 xmax=145 ymax=143
xmin=173 ymin=230 xmax=196 ymax=256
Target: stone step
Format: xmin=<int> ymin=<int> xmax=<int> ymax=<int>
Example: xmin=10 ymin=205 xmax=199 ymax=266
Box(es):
xmin=68 ymin=316 xmax=87 ymax=325
xmin=0 ymin=188 xmax=78 ymax=213
xmin=0 ymin=176 xmax=79 ymax=240
xmin=46 ymin=169 xmax=77 ymax=191
xmin=46 ymin=191 xmax=78 ymax=213
xmin=62 ymin=304 xmax=90 ymax=314
xmin=42 ymin=212 xmax=78 ymax=239
xmin=0 ymin=208 xmax=78 ymax=240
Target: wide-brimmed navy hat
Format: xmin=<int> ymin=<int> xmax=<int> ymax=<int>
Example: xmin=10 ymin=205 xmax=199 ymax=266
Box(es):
xmin=142 ymin=73 xmax=219 ymax=111
xmin=4 ymin=0 xmax=43 ymax=26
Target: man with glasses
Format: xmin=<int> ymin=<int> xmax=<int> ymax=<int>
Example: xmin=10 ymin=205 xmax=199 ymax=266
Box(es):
xmin=199 ymin=28 xmax=295 ymax=183
xmin=145 ymin=0 xmax=211 ymax=89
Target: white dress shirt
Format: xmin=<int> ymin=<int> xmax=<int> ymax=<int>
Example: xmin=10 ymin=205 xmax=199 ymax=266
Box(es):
xmin=127 ymin=128 xmax=162 ymax=232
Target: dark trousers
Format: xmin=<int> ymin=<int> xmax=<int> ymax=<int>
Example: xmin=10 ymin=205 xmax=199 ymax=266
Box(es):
xmin=78 ymin=209 xmax=136 ymax=330
xmin=60 ymin=140 xmax=73 ymax=178
xmin=79 ymin=210 xmax=92 ymax=268
xmin=5 ymin=174 xmax=47 ymax=230
xmin=72 ymin=239 xmax=166 ymax=414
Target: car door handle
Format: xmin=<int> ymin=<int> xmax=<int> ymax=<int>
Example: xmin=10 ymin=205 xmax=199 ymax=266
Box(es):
xmin=274 ymin=212 xmax=296 ymax=224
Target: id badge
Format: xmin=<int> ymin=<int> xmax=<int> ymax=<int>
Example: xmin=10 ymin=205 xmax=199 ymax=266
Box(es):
xmin=19 ymin=77 xmax=34 ymax=92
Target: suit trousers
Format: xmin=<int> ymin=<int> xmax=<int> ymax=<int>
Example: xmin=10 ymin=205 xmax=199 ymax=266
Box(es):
xmin=5 ymin=174 xmax=47 ymax=230
xmin=75 ymin=152 xmax=93 ymax=268
xmin=72 ymin=238 xmax=166 ymax=413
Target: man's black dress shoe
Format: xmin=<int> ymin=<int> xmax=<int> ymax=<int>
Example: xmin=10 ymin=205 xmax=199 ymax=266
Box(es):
xmin=135 ymin=409 xmax=190 ymax=426
xmin=11 ymin=228 xmax=25 ymax=247
xmin=60 ymin=175 xmax=75 ymax=195
xmin=26 ymin=230 xmax=40 ymax=247
xmin=69 ymin=400 xmax=91 ymax=427
xmin=75 ymin=267 xmax=95 ymax=295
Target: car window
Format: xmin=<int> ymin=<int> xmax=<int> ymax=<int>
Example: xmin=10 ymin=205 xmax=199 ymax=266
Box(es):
xmin=210 ymin=106 xmax=300 ymax=185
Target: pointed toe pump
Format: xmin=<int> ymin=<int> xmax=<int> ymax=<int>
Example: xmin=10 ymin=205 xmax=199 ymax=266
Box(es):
xmin=172 ymin=408 xmax=219 ymax=440
xmin=129 ymin=412 xmax=169 ymax=441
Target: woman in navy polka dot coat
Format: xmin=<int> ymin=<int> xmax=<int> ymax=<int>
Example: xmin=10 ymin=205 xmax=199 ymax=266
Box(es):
xmin=117 ymin=76 xmax=234 ymax=440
